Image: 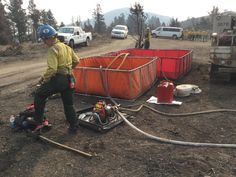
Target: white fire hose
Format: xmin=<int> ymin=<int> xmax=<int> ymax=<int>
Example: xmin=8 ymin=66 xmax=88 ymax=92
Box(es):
xmin=100 ymin=63 xmax=236 ymax=148
xmin=113 ymin=103 xmax=236 ymax=148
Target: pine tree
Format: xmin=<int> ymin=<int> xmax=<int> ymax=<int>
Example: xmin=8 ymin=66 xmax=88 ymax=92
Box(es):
xmin=59 ymin=22 xmax=65 ymax=27
xmin=41 ymin=9 xmax=57 ymax=29
xmin=28 ymin=0 xmax=40 ymax=42
xmin=0 ymin=0 xmax=12 ymax=44
xmin=110 ymin=13 xmax=126 ymax=27
xmin=161 ymin=22 xmax=166 ymax=26
xmin=47 ymin=9 xmax=57 ymax=29
xmin=75 ymin=16 xmax=81 ymax=27
xmin=147 ymin=16 xmax=161 ymax=30
xmin=40 ymin=10 xmax=48 ymax=24
xmin=169 ymin=18 xmax=181 ymax=27
xmin=93 ymin=4 xmax=106 ymax=34
xmin=129 ymin=2 xmax=147 ymax=48
xmin=208 ymin=6 xmax=220 ymax=29
xmin=83 ymin=19 xmax=93 ymax=32
xmin=8 ymin=0 xmax=27 ymax=43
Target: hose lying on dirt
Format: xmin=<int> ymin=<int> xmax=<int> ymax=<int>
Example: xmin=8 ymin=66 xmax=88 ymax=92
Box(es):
xmin=107 ymin=101 xmax=236 ymax=148
xmin=120 ymin=104 xmax=236 ymax=116
xmin=99 ymin=63 xmax=236 ymax=148
xmin=115 ymin=109 xmax=236 ymax=148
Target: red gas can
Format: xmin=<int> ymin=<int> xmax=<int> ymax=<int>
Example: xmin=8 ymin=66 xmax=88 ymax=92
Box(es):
xmin=157 ymin=81 xmax=174 ymax=103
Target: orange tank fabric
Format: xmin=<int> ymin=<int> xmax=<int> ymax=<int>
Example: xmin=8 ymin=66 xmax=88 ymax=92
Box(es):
xmin=73 ymin=55 xmax=157 ymax=100
xmin=103 ymin=49 xmax=193 ymax=80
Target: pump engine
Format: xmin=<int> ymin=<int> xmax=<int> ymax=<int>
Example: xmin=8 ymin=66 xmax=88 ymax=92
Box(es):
xmin=77 ymin=100 xmax=125 ymax=132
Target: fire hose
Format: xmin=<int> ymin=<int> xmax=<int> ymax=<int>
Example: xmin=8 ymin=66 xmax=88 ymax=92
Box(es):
xmin=99 ymin=61 xmax=236 ymax=148
xmin=115 ymin=104 xmax=236 ymax=148
xmin=120 ymin=104 xmax=236 ymax=117
xmin=114 ymin=101 xmax=236 ymax=148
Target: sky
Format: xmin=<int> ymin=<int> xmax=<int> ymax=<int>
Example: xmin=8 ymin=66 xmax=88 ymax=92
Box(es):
xmin=23 ymin=0 xmax=236 ymax=24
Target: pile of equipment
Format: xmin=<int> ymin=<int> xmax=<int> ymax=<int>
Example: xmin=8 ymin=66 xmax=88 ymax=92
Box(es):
xmin=9 ymin=104 xmax=51 ymax=133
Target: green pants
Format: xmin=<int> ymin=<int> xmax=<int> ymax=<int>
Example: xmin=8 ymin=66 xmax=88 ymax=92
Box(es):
xmin=144 ymin=40 xmax=150 ymax=49
xmin=34 ymin=74 xmax=77 ymax=127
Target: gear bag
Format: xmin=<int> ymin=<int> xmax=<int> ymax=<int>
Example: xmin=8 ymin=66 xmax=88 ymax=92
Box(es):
xmin=9 ymin=104 xmax=46 ymax=131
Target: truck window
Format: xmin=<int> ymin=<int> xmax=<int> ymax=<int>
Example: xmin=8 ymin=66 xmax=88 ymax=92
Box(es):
xmin=58 ymin=28 xmax=74 ymax=34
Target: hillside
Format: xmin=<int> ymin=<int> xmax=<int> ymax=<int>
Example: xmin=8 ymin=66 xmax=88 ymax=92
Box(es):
xmin=94 ymin=7 xmax=211 ymax=31
xmin=103 ymin=8 xmax=171 ymax=26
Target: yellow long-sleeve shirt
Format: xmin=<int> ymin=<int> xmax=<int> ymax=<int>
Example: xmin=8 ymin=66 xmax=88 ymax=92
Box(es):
xmin=144 ymin=31 xmax=151 ymax=42
xmin=42 ymin=39 xmax=80 ymax=82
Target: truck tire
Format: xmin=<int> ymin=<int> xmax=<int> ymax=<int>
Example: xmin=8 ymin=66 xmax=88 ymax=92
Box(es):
xmin=152 ymin=33 xmax=157 ymax=38
xmin=209 ymin=63 xmax=217 ymax=81
xmin=210 ymin=64 xmax=231 ymax=82
xmin=69 ymin=40 xmax=74 ymax=48
xmin=85 ymin=38 xmax=90 ymax=46
xmin=172 ymin=35 xmax=177 ymax=40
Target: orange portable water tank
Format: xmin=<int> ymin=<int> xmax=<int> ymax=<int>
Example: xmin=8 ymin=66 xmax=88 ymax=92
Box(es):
xmin=157 ymin=81 xmax=174 ymax=103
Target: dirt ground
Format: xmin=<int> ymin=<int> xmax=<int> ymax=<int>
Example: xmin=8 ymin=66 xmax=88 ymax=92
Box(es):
xmin=1 ymin=36 xmax=236 ymax=177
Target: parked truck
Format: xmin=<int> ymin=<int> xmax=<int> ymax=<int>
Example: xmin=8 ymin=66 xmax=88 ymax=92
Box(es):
xmin=57 ymin=26 xmax=92 ymax=48
xmin=210 ymin=11 xmax=236 ymax=81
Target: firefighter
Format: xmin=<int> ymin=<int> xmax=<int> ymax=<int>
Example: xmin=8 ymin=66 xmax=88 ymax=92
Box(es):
xmin=33 ymin=24 xmax=80 ymax=134
xmin=144 ymin=27 xmax=151 ymax=49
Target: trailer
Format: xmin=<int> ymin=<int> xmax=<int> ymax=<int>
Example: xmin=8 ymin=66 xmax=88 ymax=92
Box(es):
xmin=210 ymin=11 xmax=236 ymax=81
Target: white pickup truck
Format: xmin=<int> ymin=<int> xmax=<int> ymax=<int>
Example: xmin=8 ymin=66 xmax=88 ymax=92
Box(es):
xmin=57 ymin=26 xmax=92 ymax=48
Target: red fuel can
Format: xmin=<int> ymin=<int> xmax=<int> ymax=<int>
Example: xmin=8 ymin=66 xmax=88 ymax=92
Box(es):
xmin=157 ymin=81 xmax=174 ymax=103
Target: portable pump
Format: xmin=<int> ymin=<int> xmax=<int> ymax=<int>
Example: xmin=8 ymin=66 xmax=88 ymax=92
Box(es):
xmin=93 ymin=101 xmax=115 ymax=123
xmin=77 ymin=100 xmax=126 ymax=132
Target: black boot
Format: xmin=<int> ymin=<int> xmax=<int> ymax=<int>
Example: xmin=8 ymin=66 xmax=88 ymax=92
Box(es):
xmin=68 ymin=124 xmax=79 ymax=134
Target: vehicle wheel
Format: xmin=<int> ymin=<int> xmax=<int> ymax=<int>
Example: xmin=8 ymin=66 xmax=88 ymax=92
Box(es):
xmin=69 ymin=40 xmax=74 ymax=48
xmin=172 ymin=35 xmax=177 ymax=40
xmin=209 ymin=63 xmax=218 ymax=81
xmin=152 ymin=33 xmax=157 ymax=38
xmin=85 ymin=38 xmax=90 ymax=46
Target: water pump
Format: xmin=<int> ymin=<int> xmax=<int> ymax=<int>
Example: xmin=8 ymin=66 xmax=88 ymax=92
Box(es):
xmin=77 ymin=100 xmax=127 ymax=132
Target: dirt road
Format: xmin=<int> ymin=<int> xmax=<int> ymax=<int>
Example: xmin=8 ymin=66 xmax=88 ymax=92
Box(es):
xmin=0 ymin=38 xmax=135 ymax=96
xmin=1 ymin=37 xmax=236 ymax=177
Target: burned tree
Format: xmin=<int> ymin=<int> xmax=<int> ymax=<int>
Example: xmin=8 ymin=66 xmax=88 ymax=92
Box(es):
xmin=129 ymin=2 xmax=147 ymax=48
